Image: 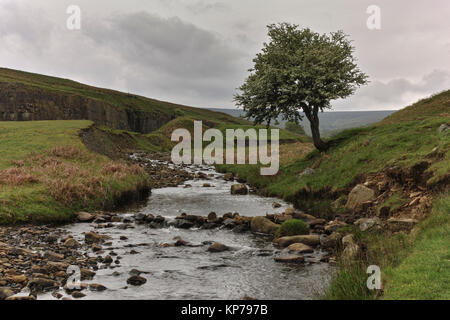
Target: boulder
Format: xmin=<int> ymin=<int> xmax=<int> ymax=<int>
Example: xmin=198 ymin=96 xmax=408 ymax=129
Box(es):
xmin=250 ymin=217 xmax=280 ymax=235
xmin=11 ymin=275 xmax=27 ymax=284
xmin=92 ymin=243 xmax=102 ymax=252
xmin=28 ymin=278 xmax=59 ymax=292
xmin=89 ymin=283 xmax=107 ymax=292
xmin=274 ymin=214 xmax=293 ymax=224
xmin=84 ymin=232 xmax=104 ymax=244
xmin=127 ymin=275 xmax=147 ymax=286
xmin=80 ymin=268 xmax=96 ymax=280
xmin=0 ymin=287 xmax=14 ymax=300
xmin=223 ymin=173 xmax=234 ymax=181
xmin=345 ymin=184 xmax=375 ymax=210
xmin=354 ymin=217 xmax=381 ymax=232
xmin=233 ymin=224 xmax=250 ymax=233
xmin=231 ymin=184 xmax=248 ymax=195
xmin=63 ymin=238 xmax=80 ymax=248
xmin=103 ymin=255 xmax=113 ymax=264
xmin=324 ymin=220 xmax=347 ymax=234
xmin=75 ymin=212 xmax=95 ymax=222
xmin=387 ymin=218 xmax=418 ymax=232
xmin=286 ymin=243 xmax=314 ymax=254
xmin=274 ymin=254 xmax=305 ymax=263
xmin=341 ymin=234 xmax=355 ymax=248
xmin=308 ymin=218 xmax=326 ymax=228
xmin=273 ymin=235 xmax=320 ymax=248
xmin=341 ymin=242 xmax=360 ymax=264
xmin=44 ymin=251 xmax=64 ymax=262
xmin=47 ymin=261 xmax=69 ymax=272
xmin=171 ymin=219 xmax=194 ymax=229
xmin=438 ymin=123 xmax=449 ymax=133
xmin=207 ymin=242 xmax=229 ymax=253
xmin=284 ymin=207 xmax=295 ymax=215
xmin=292 ymin=211 xmax=316 ymax=222
xmin=272 ymin=202 xmax=282 ymax=208
xmin=72 ymin=291 xmax=86 ymax=299
xmin=320 ymin=232 xmax=343 ymax=250
xmin=207 ymin=212 xmax=217 ymax=222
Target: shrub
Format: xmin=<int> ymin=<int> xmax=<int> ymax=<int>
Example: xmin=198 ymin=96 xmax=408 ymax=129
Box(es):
xmin=276 ymin=219 xmax=309 ymax=237
xmin=0 ymin=167 xmax=39 ymax=186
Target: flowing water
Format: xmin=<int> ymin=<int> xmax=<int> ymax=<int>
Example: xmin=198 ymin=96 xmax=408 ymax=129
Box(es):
xmin=40 ymin=162 xmax=331 ymax=300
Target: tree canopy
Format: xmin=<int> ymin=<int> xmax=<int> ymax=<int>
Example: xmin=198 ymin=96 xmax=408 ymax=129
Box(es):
xmin=235 ymin=23 xmax=368 ymax=150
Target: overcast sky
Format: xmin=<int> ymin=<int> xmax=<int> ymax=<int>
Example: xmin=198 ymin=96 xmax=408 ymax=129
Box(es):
xmin=1 ymin=0 xmax=449 ymax=110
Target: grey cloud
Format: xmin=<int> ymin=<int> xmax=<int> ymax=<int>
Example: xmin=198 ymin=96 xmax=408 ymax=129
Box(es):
xmin=0 ymin=1 xmax=54 ymax=55
xmin=334 ymin=70 xmax=450 ymax=110
xmin=157 ymin=0 xmax=230 ymax=14
xmin=85 ymin=12 xmax=244 ymax=79
xmin=79 ymin=11 xmax=247 ymax=107
xmin=185 ymin=1 xmax=230 ymax=14
xmin=0 ymin=0 xmax=449 ymax=110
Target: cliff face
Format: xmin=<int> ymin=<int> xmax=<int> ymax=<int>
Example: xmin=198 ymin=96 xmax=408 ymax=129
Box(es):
xmin=0 ymin=82 xmax=172 ymax=133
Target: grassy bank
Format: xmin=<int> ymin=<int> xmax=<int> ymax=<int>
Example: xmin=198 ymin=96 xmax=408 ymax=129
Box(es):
xmin=0 ymin=120 xmax=150 ymax=225
xmin=217 ymin=91 xmax=449 ymax=215
xmin=383 ymin=195 xmax=450 ymax=299
xmin=325 ymin=194 xmax=449 ymax=300
xmin=216 ymin=91 xmax=450 ymax=299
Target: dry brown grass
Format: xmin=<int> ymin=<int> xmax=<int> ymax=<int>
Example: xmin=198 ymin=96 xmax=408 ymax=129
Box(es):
xmin=48 ymin=145 xmax=88 ymax=159
xmin=100 ymin=162 xmax=145 ymax=179
xmin=47 ymin=176 xmax=105 ymax=205
xmin=3 ymin=146 xmax=148 ymax=206
xmin=0 ymin=167 xmax=39 ymax=186
xmin=279 ymin=142 xmax=315 ymax=165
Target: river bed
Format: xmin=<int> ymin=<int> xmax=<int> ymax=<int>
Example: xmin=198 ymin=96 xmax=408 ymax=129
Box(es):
xmin=38 ymin=163 xmax=331 ymax=300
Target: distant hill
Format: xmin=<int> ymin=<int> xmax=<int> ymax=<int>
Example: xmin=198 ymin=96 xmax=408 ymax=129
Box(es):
xmin=0 ymin=67 xmax=245 ymax=134
xmin=209 ymin=108 xmax=395 ymax=136
xmin=0 ymin=68 xmax=304 ymax=152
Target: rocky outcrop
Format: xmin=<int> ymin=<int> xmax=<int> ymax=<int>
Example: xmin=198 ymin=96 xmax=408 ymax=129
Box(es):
xmin=345 ymin=184 xmax=376 ymax=210
xmin=0 ymin=82 xmax=172 ymax=133
xmin=250 ymin=217 xmax=279 ymax=235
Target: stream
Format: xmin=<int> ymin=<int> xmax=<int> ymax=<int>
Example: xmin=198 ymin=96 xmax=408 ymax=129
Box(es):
xmin=39 ymin=161 xmax=331 ymax=300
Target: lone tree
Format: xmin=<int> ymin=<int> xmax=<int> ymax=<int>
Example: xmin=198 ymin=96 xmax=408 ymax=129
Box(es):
xmin=235 ymin=23 xmax=368 ymax=151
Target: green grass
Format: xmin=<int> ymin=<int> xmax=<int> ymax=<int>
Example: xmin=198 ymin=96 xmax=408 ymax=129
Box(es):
xmin=275 ymin=219 xmax=309 ymax=238
xmin=217 ymin=90 xmax=450 ymax=202
xmin=0 ymin=120 xmax=91 ymax=169
xmin=325 ymin=195 xmax=450 ymax=300
xmin=0 ymin=120 xmax=150 ymax=224
xmin=383 ymin=196 xmax=450 ymax=300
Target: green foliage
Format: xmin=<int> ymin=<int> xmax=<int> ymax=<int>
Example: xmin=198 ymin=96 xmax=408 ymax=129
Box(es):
xmin=275 ymin=219 xmax=309 ymax=237
xmin=235 ymin=23 xmax=368 ymax=150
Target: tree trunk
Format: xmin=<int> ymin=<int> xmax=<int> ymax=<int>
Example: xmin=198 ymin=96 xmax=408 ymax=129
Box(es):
xmin=304 ymin=107 xmax=327 ymax=151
